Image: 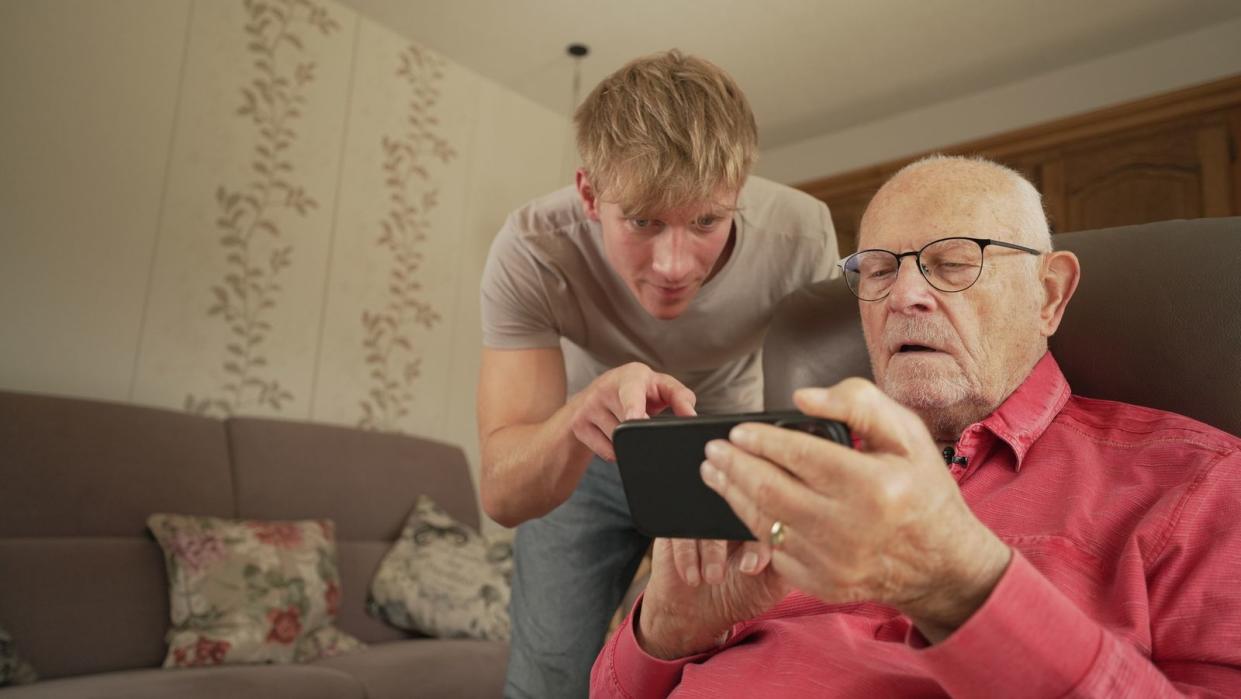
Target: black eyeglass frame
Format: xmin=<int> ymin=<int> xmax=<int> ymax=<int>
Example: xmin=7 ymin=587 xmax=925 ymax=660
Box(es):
xmin=837 ymin=237 xmax=1044 ymax=301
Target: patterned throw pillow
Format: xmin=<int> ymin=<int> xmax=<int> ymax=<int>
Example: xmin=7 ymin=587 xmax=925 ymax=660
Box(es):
xmin=368 ymin=495 xmax=513 ymax=641
xmin=147 ymin=514 xmax=364 ymax=667
xmin=0 ymin=624 xmax=37 ymax=687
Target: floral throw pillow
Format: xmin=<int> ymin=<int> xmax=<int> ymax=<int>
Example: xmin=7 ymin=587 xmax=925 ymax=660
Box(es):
xmin=0 ymin=624 xmax=37 ymax=687
xmin=147 ymin=514 xmax=364 ymax=667
xmin=368 ymin=495 xmax=513 ymax=641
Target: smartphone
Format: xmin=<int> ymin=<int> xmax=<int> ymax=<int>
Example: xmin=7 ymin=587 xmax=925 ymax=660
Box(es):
xmin=613 ymin=411 xmax=851 ymax=541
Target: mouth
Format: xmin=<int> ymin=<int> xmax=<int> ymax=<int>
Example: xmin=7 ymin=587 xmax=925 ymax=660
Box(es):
xmin=650 ymin=283 xmax=694 ymax=297
xmin=890 ymin=341 xmax=952 ymax=358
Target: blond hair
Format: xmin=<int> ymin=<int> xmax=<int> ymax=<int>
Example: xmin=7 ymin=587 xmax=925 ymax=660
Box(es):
xmin=574 ymin=50 xmax=757 ymax=215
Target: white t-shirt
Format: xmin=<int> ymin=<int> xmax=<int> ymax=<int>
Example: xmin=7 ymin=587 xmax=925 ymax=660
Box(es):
xmin=481 ymin=176 xmax=839 ymax=414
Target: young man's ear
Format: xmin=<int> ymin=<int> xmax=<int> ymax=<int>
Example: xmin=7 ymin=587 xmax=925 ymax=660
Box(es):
xmin=575 ymin=168 xmax=601 ymax=221
xmin=1039 ymin=250 xmax=1081 ymax=338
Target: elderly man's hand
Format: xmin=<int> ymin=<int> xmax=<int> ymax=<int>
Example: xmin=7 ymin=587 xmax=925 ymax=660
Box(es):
xmin=636 ymin=538 xmax=789 ymax=660
xmin=700 ymin=378 xmax=1012 ymax=643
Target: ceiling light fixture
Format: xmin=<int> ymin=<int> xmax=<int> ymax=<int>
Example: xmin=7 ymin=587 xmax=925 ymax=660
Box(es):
xmin=562 ymin=42 xmax=590 ymax=182
xmin=566 ymin=43 xmax=590 ymax=112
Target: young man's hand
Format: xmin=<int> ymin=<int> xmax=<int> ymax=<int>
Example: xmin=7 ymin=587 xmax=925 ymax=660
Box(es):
xmin=571 ymin=364 xmax=728 ymax=589
xmin=568 ymin=362 xmax=696 ymax=462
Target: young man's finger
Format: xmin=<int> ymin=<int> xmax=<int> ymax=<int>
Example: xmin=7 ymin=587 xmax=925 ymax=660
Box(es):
xmin=652 ymin=374 xmax=697 ymax=417
xmin=616 ymin=376 xmax=651 ymax=421
xmin=597 ymin=411 xmax=621 ymax=442
xmin=577 ymin=423 xmax=616 ymax=463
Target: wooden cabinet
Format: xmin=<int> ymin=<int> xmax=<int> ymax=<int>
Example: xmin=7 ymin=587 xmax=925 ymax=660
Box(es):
xmin=798 ymin=75 xmax=1241 ymax=253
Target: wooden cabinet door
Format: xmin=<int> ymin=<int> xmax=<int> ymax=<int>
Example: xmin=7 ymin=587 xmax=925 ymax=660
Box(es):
xmin=1041 ymin=118 xmax=1234 ymax=234
xmin=799 ymin=76 xmax=1241 ymax=243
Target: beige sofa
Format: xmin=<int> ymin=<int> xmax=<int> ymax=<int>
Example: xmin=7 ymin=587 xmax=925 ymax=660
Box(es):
xmin=0 ymin=390 xmax=506 ymax=698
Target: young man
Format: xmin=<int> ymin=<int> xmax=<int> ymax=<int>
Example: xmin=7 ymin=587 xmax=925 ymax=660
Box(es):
xmin=477 ymin=50 xmax=839 ymax=697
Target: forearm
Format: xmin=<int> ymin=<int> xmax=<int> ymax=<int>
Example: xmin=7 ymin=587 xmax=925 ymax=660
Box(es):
xmin=906 ymin=526 xmax=1012 ymax=644
xmin=920 ymin=551 xmax=1219 ymax=698
xmin=480 ymin=394 xmax=594 ymax=527
xmin=636 ymin=595 xmax=731 ymax=661
xmin=592 ymin=595 xmax=718 ymax=699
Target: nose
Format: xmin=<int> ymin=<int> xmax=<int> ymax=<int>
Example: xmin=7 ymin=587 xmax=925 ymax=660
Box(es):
xmin=650 ymin=229 xmax=693 ymax=283
xmin=885 ymin=255 xmax=938 ymax=313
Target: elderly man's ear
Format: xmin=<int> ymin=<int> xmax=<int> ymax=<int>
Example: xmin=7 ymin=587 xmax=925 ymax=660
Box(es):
xmin=1038 ymin=250 xmax=1081 ymax=338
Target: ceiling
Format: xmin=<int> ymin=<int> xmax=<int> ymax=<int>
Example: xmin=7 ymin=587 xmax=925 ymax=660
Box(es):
xmin=339 ymin=0 xmax=1241 ymax=149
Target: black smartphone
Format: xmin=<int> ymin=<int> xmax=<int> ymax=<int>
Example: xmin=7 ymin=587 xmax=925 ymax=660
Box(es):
xmin=613 ymin=411 xmax=851 ymax=541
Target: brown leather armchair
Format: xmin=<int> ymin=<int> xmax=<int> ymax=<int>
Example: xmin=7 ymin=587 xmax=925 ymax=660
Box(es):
xmin=762 ymin=217 xmax=1241 ymax=438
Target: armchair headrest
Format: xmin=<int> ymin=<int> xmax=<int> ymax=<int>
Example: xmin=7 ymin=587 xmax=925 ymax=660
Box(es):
xmin=763 ymin=217 xmax=1241 ymax=437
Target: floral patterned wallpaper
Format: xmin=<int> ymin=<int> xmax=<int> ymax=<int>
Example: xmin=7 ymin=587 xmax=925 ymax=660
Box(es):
xmin=162 ymin=0 xmax=465 ymax=433
xmin=188 ymin=0 xmax=340 ymax=417
xmin=358 ymin=45 xmax=456 ymax=431
xmin=2 ymin=0 xmax=568 ymax=476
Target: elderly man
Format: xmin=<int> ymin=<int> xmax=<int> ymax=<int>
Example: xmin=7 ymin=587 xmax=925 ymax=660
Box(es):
xmin=591 ymin=155 xmax=1241 ymax=697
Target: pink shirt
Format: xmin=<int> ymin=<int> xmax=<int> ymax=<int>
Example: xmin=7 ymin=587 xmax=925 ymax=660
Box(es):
xmin=592 ymin=353 xmax=1241 ymax=697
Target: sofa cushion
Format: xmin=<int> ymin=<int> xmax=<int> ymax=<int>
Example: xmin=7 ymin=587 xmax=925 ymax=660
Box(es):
xmin=0 ymin=539 xmax=170 ymax=679
xmin=313 ymin=638 xmax=507 ymax=699
xmin=225 ymin=417 xmax=482 ymax=644
xmin=226 ymin=417 xmax=480 ymax=538
xmin=148 ymin=515 xmax=363 ymax=666
xmin=0 ymin=391 xmax=235 ymax=538
xmin=0 ymin=664 xmax=364 ymax=699
xmin=335 ymin=541 xmax=414 ymax=644
xmin=369 ymin=496 xmax=513 ymax=641
xmin=1048 ymin=218 xmax=1241 ymax=436
xmin=0 ymin=391 xmax=235 ymax=680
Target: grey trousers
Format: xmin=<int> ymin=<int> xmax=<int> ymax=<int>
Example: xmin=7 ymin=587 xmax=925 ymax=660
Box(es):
xmin=503 ymin=457 xmax=651 ymax=699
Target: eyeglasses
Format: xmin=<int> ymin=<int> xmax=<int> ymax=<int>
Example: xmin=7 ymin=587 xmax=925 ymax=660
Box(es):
xmin=838 ymin=237 xmax=1043 ymax=302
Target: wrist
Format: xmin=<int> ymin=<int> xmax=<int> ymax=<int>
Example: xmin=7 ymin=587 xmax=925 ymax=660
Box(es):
xmin=635 ymin=599 xmax=728 ymax=661
xmin=907 ymin=534 xmax=1011 ymax=644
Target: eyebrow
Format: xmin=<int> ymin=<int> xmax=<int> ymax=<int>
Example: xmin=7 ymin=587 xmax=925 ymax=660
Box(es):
xmin=622 ymin=206 xmax=736 ymax=220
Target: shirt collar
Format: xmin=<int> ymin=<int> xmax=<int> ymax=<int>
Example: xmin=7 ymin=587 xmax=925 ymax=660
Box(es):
xmin=973 ymin=351 xmax=1071 ymax=472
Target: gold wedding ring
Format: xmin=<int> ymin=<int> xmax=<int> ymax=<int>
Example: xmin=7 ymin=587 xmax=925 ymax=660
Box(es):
xmin=769 ymin=520 xmax=786 ymax=549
